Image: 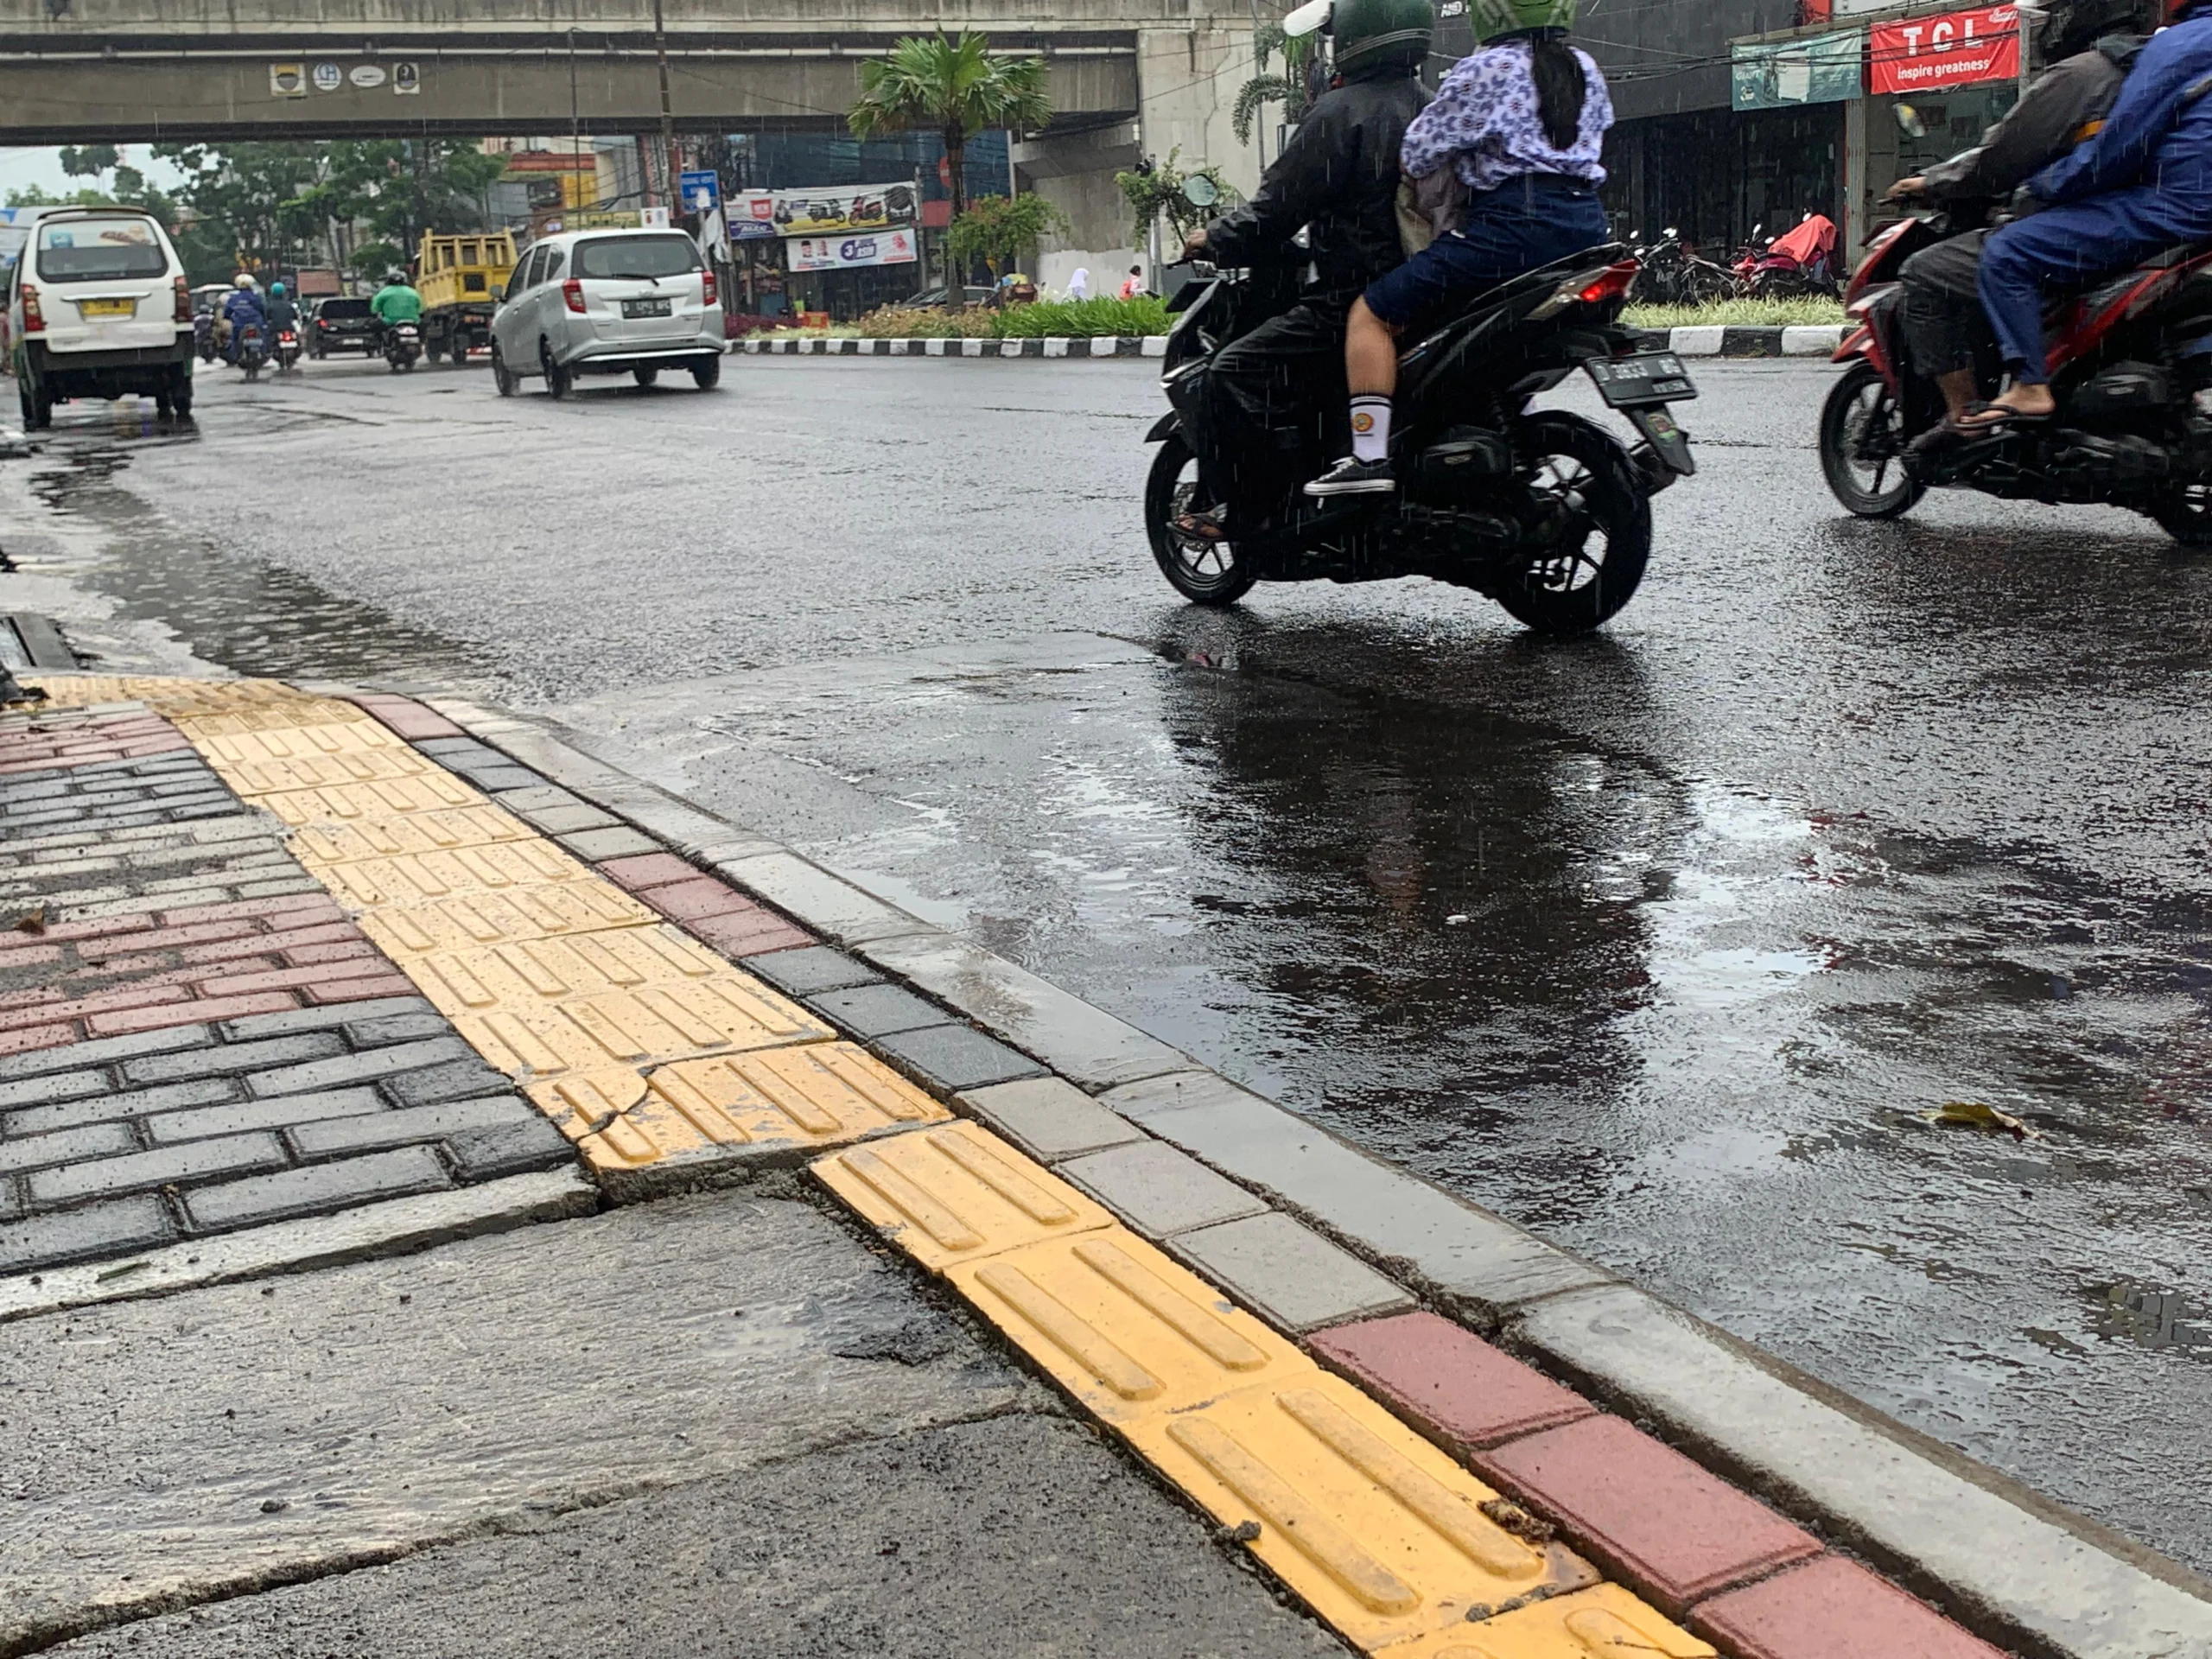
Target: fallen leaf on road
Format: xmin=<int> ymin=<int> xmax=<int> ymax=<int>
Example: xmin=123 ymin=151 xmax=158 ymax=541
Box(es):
xmin=13 ymin=906 xmax=45 ymax=935
xmin=1927 ymin=1100 xmax=2041 ymax=1140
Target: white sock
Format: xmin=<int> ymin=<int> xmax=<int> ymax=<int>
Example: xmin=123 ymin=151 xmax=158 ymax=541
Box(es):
xmin=1351 ymin=396 xmax=1392 ymax=462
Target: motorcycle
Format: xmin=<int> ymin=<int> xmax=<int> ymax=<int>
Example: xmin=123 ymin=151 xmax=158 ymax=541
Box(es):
xmin=194 ymin=311 xmax=218 ymax=364
xmin=1821 ymin=213 xmax=2212 ymax=544
xmin=383 ymin=321 xmax=422 ymax=373
xmin=1631 ymin=229 xmax=1739 ymax=307
xmin=275 ymin=326 xmax=301 ymax=373
xmin=233 ymin=321 xmax=267 ymax=384
xmin=1146 ymin=245 xmax=1700 ymax=633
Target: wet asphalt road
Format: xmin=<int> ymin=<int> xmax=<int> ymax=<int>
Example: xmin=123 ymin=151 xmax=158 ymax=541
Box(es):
xmin=7 ymin=350 xmax=2212 ymax=1573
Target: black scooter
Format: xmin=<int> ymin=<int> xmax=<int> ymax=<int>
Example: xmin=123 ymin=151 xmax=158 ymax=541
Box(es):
xmin=1145 ymin=245 xmax=1700 ymax=633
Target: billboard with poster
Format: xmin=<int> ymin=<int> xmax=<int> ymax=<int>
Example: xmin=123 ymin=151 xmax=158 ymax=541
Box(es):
xmin=1869 ymin=6 xmax=2018 ymax=94
xmin=788 ymin=228 xmax=919 ymax=272
xmin=1731 ymin=29 xmax=1864 ymax=110
xmin=729 ymin=182 xmax=918 ymax=243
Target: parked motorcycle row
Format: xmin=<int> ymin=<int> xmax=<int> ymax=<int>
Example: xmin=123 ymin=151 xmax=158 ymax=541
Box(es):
xmin=1627 ymin=216 xmax=1843 ymax=307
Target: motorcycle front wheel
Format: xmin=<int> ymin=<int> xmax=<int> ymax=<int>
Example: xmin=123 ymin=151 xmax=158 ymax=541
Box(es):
xmin=1492 ymin=412 xmax=1652 ymax=636
xmin=1820 ymin=363 xmax=1925 ymax=518
xmin=1145 ymin=434 xmax=1259 ymax=607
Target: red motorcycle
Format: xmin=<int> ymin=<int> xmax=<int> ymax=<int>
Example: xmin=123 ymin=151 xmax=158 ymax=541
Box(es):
xmin=275 ymin=326 xmax=301 ymax=373
xmin=1820 ymin=213 xmax=2212 ymax=543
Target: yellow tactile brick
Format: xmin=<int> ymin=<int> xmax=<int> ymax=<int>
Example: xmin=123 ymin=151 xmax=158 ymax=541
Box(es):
xmin=286 ymin=804 xmax=537 ymax=863
xmin=1380 ymin=1585 xmax=1714 ymax=1659
xmin=949 ymin=1226 xmax=1314 ymax=1426
xmin=359 ymin=886 xmax=658 ymax=957
xmin=1132 ymin=1372 xmax=1595 ymax=1653
xmin=256 ymin=772 xmax=486 ymax=822
xmin=404 ymin=924 xmax=733 ymax=1013
xmin=22 ymin=675 xmax=333 ymax=718
xmin=449 ymin=969 xmax=828 ymax=1081
xmin=168 ymin=701 xmax=381 ymax=737
xmin=811 ymin=1121 xmax=1116 ymax=1271
xmin=211 ymin=746 xmax=443 ymax=798
xmin=314 ymin=840 xmax=596 ymax=907
xmin=184 ymin=720 xmax=406 ymax=764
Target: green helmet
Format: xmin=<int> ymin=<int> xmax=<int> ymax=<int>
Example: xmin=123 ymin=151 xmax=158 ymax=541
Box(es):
xmin=1288 ymin=0 xmax=1434 ymax=74
xmin=1467 ymin=0 xmax=1577 ymax=42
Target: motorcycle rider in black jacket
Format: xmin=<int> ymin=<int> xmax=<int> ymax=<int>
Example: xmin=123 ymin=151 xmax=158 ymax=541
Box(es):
xmin=1174 ymin=0 xmax=1432 ymax=538
xmin=1886 ymin=0 xmax=2151 ymax=433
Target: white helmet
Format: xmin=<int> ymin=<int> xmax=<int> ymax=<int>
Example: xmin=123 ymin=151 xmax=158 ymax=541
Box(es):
xmin=234 ymin=271 xmax=256 ymax=288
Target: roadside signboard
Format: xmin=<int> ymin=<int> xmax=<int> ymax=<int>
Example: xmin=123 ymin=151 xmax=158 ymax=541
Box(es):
xmin=729 ymin=182 xmax=918 ymax=243
xmin=1731 ymin=29 xmax=1864 ymax=110
xmin=787 ymin=228 xmax=919 ymax=272
xmin=680 ymin=169 xmax=721 ymax=214
xmin=1870 ymin=6 xmax=2018 ymax=94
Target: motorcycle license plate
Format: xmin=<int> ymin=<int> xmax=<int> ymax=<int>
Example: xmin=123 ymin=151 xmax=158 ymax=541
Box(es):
xmin=79 ymin=298 xmax=136 ymax=318
xmin=621 ymin=297 xmax=672 ymax=319
xmin=1586 ymin=353 xmax=1697 ymax=408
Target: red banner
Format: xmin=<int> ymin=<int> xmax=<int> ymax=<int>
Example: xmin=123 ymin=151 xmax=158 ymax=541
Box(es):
xmin=1871 ymin=6 xmax=2020 ymax=94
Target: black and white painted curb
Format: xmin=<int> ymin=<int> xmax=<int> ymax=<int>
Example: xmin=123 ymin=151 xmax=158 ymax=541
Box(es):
xmin=367 ymin=686 xmax=2209 ymax=1659
xmin=734 ymin=324 xmax=1849 ymax=363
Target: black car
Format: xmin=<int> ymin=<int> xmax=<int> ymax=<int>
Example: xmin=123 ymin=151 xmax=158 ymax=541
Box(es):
xmin=309 ymin=297 xmax=378 ymax=358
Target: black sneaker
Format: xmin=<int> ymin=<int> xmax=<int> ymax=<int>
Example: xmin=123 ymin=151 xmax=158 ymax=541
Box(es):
xmin=1305 ymin=456 xmax=1396 ymax=497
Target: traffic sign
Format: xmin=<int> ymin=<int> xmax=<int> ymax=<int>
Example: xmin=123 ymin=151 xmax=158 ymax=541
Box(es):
xmin=679 ymin=169 xmax=721 ymax=214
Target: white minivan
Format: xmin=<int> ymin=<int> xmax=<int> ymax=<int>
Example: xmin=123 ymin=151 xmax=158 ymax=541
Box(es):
xmin=489 ymin=228 xmax=724 ymax=399
xmin=6 ymin=207 xmax=194 ymax=427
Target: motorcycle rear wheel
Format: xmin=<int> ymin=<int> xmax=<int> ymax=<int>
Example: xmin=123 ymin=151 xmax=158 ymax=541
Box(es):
xmin=1145 ymin=435 xmax=1258 ymax=607
xmin=2149 ymin=481 xmax=2212 ymax=546
xmin=1494 ymin=412 xmax=1652 ymax=635
xmin=1820 ymin=363 xmax=1925 ymax=518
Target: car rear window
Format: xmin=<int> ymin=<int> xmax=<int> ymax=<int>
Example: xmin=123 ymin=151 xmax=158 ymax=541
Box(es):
xmin=35 ymin=216 xmax=168 ymax=283
xmin=318 ymin=298 xmax=372 ymax=319
xmin=572 ymin=234 xmax=702 ymax=281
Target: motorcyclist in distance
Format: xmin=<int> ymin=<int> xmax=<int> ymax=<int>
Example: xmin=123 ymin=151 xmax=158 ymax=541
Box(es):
xmin=1172 ymin=0 xmax=1433 ymax=539
xmin=219 ymin=272 xmax=267 ymax=365
xmin=264 ymin=280 xmax=300 ymax=335
xmin=1885 ymin=0 xmax=2154 ymax=444
xmin=371 ymin=268 xmax=424 ymax=351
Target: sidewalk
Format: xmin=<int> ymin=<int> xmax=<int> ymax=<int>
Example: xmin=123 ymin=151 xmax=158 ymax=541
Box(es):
xmin=3 ymin=674 xmax=2208 ymax=1659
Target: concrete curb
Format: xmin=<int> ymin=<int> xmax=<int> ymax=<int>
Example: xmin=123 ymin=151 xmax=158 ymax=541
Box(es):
xmin=398 ymin=692 xmax=2212 ymax=1658
xmin=736 ymin=334 xmax=1168 ymax=359
xmin=1632 ymin=324 xmax=1847 ymax=359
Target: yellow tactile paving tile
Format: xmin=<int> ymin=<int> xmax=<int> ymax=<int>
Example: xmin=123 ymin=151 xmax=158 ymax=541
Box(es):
xmin=184 ymin=719 xmax=407 ymax=763
xmin=811 ymin=1121 xmax=1116 ymax=1271
xmin=286 ymin=804 xmax=537 ymax=862
xmin=207 ymin=746 xmax=446 ymax=798
xmin=530 ymin=1043 xmax=950 ymax=1171
xmin=168 ymin=701 xmax=381 ymax=736
xmin=1133 ymin=1374 xmax=1595 ymax=1653
xmin=949 ymin=1227 xmax=1315 ymax=1427
xmin=22 ymin=674 xmax=331 ymax=717
xmin=255 ymin=772 xmax=488 ymax=823
xmin=1379 ymin=1585 xmax=1714 ymax=1659
xmin=313 ymin=840 xmax=602 ymax=909
xmin=403 ymin=924 xmax=737 ymax=1013
xmin=450 ymin=975 xmax=830 ymax=1082
xmin=359 ymin=886 xmax=659 ymax=958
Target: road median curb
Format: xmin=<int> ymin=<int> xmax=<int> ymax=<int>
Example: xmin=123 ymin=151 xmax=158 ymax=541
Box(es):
xmin=732 ymin=326 xmax=1847 ymax=363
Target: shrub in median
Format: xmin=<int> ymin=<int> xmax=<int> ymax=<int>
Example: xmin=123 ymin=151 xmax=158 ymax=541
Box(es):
xmin=859 ymin=306 xmax=996 ymax=339
xmin=991 ymin=296 xmax=1172 ymax=338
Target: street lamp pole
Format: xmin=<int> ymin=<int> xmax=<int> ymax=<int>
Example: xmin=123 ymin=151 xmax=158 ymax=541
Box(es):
xmin=652 ymin=0 xmax=676 ymax=208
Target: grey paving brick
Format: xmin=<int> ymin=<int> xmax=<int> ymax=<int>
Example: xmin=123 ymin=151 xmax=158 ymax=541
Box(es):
xmin=0 ymin=1024 xmax=213 ymax=1083
xmin=382 ymin=1056 xmax=514 ymax=1107
xmin=215 ymin=996 xmax=432 ymax=1044
xmin=870 ymin=1024 xmax=1044 ymax=1094
xmin=806 ymin=983 xmax=953 ymax=1039
xmin=487 ymin=784 xmax=579 ymax=814
xmin=743 ymin=945 xmax=882 ymax=998
xmin=245 ymin=1036 xmax=475 ymax=1098
xmin=0 ymin=1067 xmax=111 ymax=1112
xmin=4 ymin=1076 xmax=239 ymax=1138
xmin=471 ymin=766 xmax=546 ymax=792
xmin=0 ymin=1175 xmax=18 ymax=1222
xmin=181 ymin=1144 xmax=454 ymax=1233
xmin=1059 ymin=1140 xmax=1270 ymax=1238
xmin=412 ymin=737 xmax=505 ymax=763
xmin=515 ymin=802 xmax=619 ymax=836
xmin=0 ymin=1120 xmax=137 ymax=1177
xmin=288 ymin=1095 xmax=537 ymax=1160
xmin=559 ymin=826 xmax=660 ymax=861
xmin=957 ymin=1077 xmax=1149 ymax=1164
xmin=1168 ymin=1212 xmax=1414 ymax=1333
xmin=142 ymin=1086 xmax=384 ymax=1145
xmin=235 ymin=877 xmax=326 ymax=899
xmin=434 ymin=750 xmax=534 ymax=783
xmin=341 ymin=1009 xmax=454 ymax=1047
xmin=121 ymin=1033 xmax=344 ymax=1088
xmin=28 ymin=1131 xmax=287 ymax=1208
xmin=446 ymin=1115 xmax=575 ymax=1181
xmin=0 ymin=1195 xmax=175 ymax=1272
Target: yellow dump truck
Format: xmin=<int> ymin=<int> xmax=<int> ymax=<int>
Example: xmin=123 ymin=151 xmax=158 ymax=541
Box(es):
xmin=415 ymin=230 xmax=517 ymax=364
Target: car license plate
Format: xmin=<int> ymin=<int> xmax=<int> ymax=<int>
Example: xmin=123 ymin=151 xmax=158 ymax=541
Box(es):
xmin=621 ymin=297 xmax=672 ymax=319
xmin=79 ymin=298 xmax=137 ymax=319
xmin=1586 ymin=353 xmax=1698 ymax=408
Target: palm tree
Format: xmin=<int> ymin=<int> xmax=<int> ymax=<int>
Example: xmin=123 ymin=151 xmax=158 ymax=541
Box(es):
xmin=1232 ymin=22 xmax=1319 ymax=149
xmin=848 ymin=31 xmax=1054 ymax=214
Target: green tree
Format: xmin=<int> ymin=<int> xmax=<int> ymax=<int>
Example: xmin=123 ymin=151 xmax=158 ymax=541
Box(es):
xmin=847 ymin=31 xmax=1053 ymax=213
xmin=944 ymin=193 xmax=1073 ymax=281
xmin=1114 ymin=148 xmax=1235 ymax=247
xmin=58 ymin=144 xmax=121 ymax=180
xmin=1231 ymin=22 xmax=1319 ymax=147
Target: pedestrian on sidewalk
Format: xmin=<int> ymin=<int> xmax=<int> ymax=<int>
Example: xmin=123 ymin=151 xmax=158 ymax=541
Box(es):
xmin=1068 ymin=267 xmax=1091 ymax=301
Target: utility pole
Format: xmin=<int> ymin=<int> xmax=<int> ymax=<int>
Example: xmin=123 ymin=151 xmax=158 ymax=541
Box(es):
xmin=652 ymin=0 xmax=675 ymax=207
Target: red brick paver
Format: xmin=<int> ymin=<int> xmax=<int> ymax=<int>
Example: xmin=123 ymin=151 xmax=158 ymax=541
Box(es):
xmin=0 ymin=709 xmax=194 ymax=774
xmin=1308 ymin=1312 xmax=1597 ymax=1453
xmin=1475 ymin=1414 xmax=1824 ymax=1615
xmin=347 ymin=693 xmax=465 ymax=741
xmin=604 ymin=864 xmax=814 ymax=957
xmin=683 ymin=907 xmax=812 ymax=958
xmin=597 ymin=852 xmax=700 ymax=893
xmin=1691 ymin=1556 xmax=2010 ymax=1659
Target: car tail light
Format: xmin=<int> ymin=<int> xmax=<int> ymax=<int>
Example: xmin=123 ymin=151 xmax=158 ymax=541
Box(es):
xmin=173 ymin=276 xmax=191 ymax=323
xmin=20 ymin=282 xmax=43 ymax=334
xmin=563 ymin=279 xmax=586 ymax=315
xmin=702 ymin=270 xmax=717 ymax=308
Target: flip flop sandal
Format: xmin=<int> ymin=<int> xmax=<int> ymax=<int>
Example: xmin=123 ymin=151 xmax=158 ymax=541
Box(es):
xmin=1173 ymin=508 xmax=1229 ymax=543
xmin=1949 ymin=399 xmax=2054 ymax=436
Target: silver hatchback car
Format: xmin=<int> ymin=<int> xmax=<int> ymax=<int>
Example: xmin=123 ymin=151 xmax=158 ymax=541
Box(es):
xmin=490 ymin=227 xmax=724 ymax=398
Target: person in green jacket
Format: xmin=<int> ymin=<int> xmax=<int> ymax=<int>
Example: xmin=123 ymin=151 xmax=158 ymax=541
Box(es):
xmin=370 ymin=270 xmax=423 ymax=326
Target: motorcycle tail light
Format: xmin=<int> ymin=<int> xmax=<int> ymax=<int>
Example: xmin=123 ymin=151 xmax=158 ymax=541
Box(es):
xmin=702 ymin=270 xmax=717 ymax=308
xmin=20 ymin=282 xmax=42 ymax=333
xmin=563 ymin=278 xmax=586 ymax=314
xmin=1577 ymin=261 xmax=1638 ymax=304
xmin=173 ymin=276 xmax=191 ymax=323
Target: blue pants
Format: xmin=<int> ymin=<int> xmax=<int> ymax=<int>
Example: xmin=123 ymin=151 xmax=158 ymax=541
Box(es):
xmin=1363 ymin=176 xmax=1611 ymax=332
xmin=1979 ymin=190 xmax=2205 ymax=385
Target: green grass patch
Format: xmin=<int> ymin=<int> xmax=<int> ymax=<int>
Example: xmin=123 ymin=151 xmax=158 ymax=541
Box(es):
xmin=988 ymin=296 xmax=1173 ymax=338
xmin=1620 ymin=297 xmax=1847 ymax=329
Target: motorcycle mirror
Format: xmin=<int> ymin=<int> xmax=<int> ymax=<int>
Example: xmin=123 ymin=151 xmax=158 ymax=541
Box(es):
xmin=1895 ymin=102 xmax=1928 ymax=138
xmin=1284 ymin=0 xmax=1332 ymax=37
xmin=492 ymin=284 xmax=506 ymax=302
xmin=1182 ymin=175 xmax=1221 ymax=209
xmin=1662 ymin=226 xmax=1678 ymax=239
